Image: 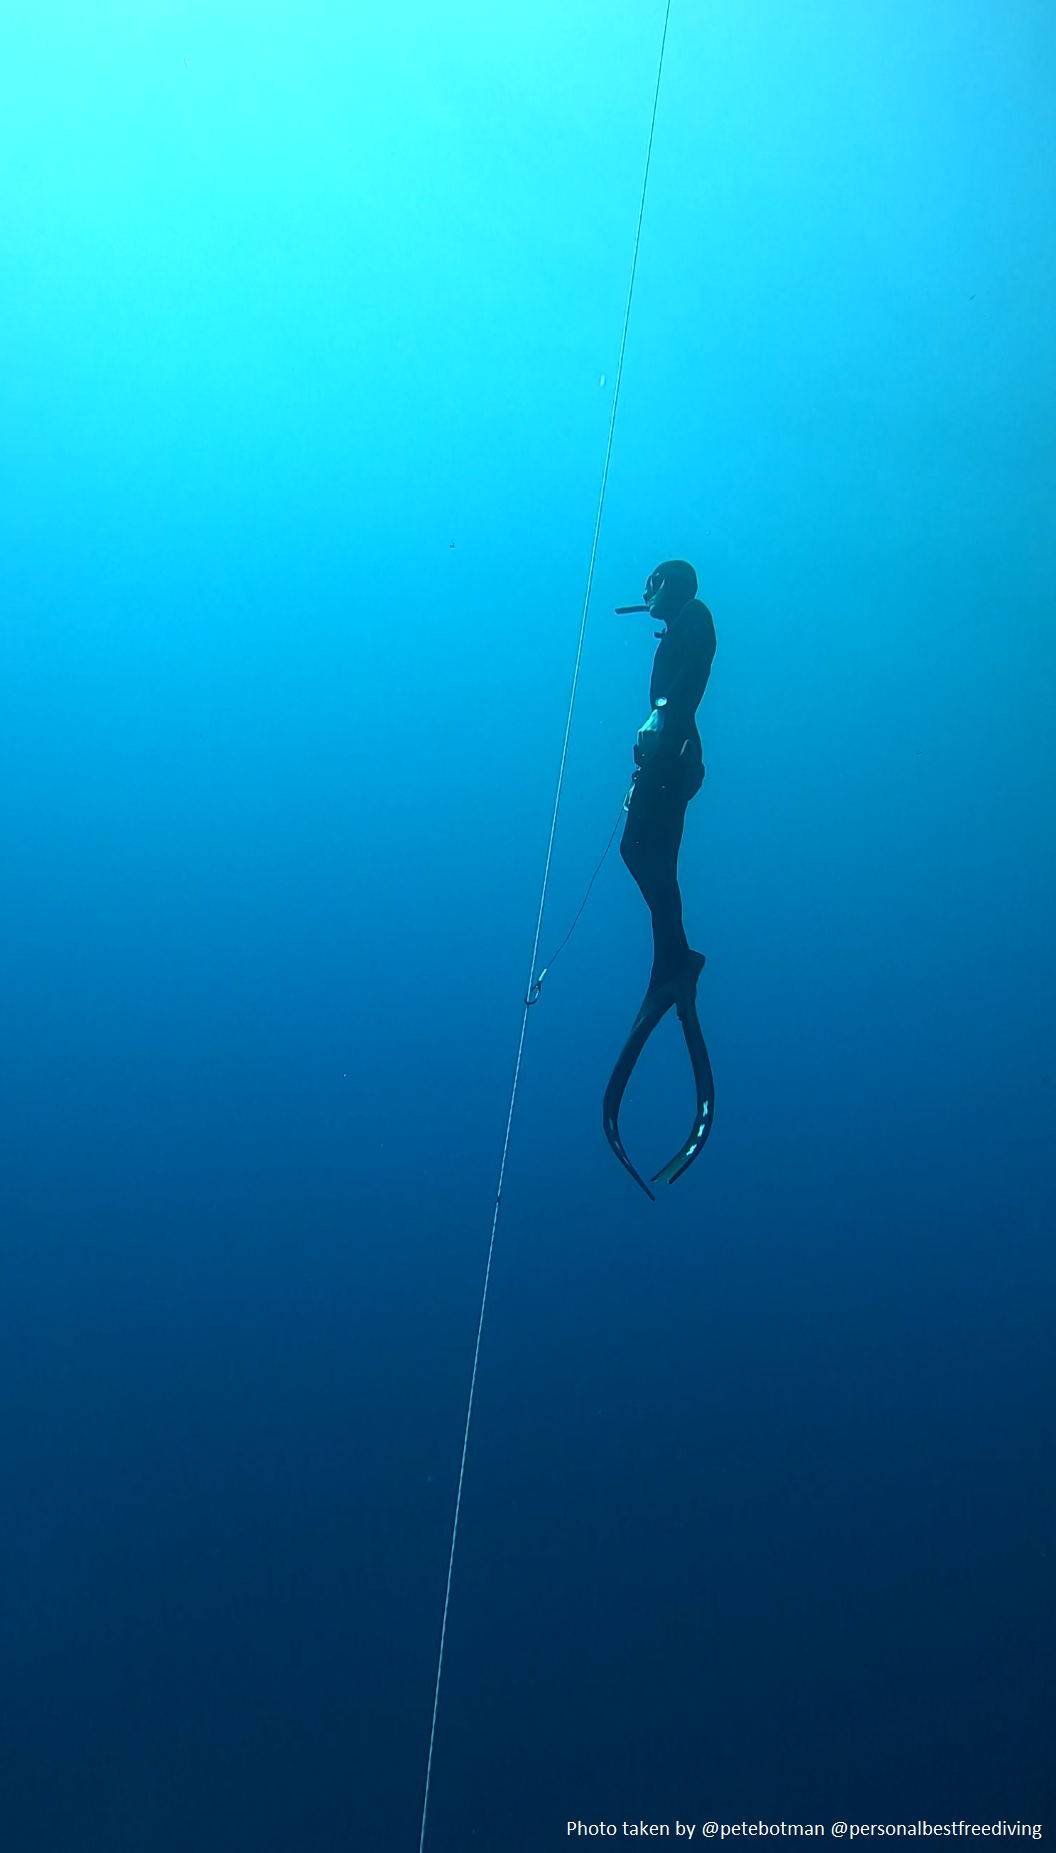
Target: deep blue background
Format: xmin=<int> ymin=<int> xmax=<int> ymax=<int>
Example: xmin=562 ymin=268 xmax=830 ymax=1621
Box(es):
xmin=1 ymin=1 xmax=1053 ymax=1846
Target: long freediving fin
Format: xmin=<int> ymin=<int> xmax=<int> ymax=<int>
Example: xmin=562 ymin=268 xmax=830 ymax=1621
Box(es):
xmin=651 ymin=980 xmax=714 ymax=1186
xmin=602 ymin=953 xmax=714 ymax=1198
xmin=602 ymin=985 xmax=678 ymax=1200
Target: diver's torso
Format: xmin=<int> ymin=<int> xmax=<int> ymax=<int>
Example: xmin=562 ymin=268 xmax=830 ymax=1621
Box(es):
xmin=649 ymin=597 xmax=716 ymax=750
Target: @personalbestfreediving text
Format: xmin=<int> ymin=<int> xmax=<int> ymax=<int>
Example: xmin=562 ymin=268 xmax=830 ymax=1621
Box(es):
xmin=565 ymin=1827 xmax=1043 ymax=1843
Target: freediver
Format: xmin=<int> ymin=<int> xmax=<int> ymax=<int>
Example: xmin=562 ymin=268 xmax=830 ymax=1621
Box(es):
xmin=604 ymin=560 xmax=717 ymax=1199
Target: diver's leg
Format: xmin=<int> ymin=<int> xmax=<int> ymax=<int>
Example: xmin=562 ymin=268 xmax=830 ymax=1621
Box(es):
xmin=607 ymin=748 xmax=711 ymax=1195
xmin=621 ymin=764 xmax=699 ymax=993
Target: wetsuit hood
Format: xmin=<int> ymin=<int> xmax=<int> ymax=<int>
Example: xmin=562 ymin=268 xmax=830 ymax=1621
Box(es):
xmin=644 ymin=555 xmax=692 ymax=607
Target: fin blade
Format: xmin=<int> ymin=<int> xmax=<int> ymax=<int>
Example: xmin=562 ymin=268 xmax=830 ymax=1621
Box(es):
xmin=602 ymin=986 xmax=676 ymax=1202
xmin=652 ymin=989 xmax=715 ymax=1187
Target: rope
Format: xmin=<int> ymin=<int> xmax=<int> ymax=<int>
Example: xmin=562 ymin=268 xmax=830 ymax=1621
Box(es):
xmin=417 ymin=7 xmax=673 ymax=1846
xmin=527 ymin=796 xmax=628 ymax=1005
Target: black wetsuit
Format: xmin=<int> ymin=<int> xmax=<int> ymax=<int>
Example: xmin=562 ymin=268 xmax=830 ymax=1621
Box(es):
xmin=620 ymin=597 xmax=716 ymax=994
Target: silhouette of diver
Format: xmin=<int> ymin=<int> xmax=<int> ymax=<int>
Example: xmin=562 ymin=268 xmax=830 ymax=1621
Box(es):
xmin=604 ymin=560 xmax=717 ymax=1199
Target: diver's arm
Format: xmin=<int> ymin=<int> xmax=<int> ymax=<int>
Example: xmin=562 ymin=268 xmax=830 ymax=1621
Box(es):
xmin=635 ymin=702 xmax=667 ymax=762
xmin=660 ymin=605 xmax=715 ymax=734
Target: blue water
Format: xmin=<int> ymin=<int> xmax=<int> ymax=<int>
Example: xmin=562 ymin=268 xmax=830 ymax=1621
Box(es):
xmin=1 ymin=1 xmax=1053 ymax=1846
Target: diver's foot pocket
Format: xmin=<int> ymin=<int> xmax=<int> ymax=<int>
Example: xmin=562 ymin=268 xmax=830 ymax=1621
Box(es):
xmin=682 ymin=948 xmax=706 ymax=986
xmin=647 ymin=948 xmax=705 ymax=1006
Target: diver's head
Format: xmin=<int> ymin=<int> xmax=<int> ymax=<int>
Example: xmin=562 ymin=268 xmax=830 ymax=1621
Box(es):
xmin=644 ymin=559 xmax=697 ymax=622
